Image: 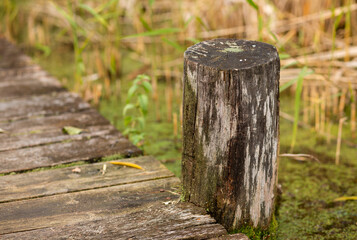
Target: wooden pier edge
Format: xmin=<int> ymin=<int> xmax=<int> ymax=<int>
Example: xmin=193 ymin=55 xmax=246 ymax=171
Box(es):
xmin=0 ymin=37 xmax=251 ymax=239
xmin=182 ymin=39 xmax=280 ymax=231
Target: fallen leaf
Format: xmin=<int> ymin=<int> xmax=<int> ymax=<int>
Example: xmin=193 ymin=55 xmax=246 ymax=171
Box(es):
xmin=109 ymin=161 xmax=144 ymax=170
xmin=62 ymin=126 xmax=83 ymax=135
xmin=334 ymin=196 xmax=357 ymax=202
xmin=72 ymin=167 xmax=81 ymax=173
xmin=0 ymin=128 xmax=5 ymax=133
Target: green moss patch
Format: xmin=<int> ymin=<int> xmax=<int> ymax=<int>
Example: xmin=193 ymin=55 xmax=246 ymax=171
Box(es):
xmin=276 ymin=157 xmax=357 ymax=239
xmin=231 ymin=215 xmax=278 ymax=240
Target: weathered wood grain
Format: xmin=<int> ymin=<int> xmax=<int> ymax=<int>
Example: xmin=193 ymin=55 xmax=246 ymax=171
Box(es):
xmin=0 ymin=65 xmax=43 ymax=78
xmin=0 ymin=37 xmax=236 ymax=240
xmin=0 ymin=40 xmax=32 ymax=69
xmin=0 ymin=109 xmax=114 ymax=151
xmin=0 ymin=132 xmax=141 ymax=174
xmin=1 ymin=201 xmax=227 ymax=240
xmin=0 ymin=124 xmax=117 ymax=152
xmin=0 ymin=177 xmax=181 ymax=235
xmin=0 ymin=75 xmax=65 ymax=100
xmin=0 ymin=69 xmax=47 ymax=82
xmin=182 ymin=39 xmax=280 ymax=230
xmin=0 ymin=91 xmax=91 ymax=122
xmin=0 ymin=156 xmax=174 ymax=203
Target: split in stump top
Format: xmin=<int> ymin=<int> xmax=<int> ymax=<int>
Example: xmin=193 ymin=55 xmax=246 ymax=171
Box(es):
xmin=184 ymin=39 xmax=279 ymax=71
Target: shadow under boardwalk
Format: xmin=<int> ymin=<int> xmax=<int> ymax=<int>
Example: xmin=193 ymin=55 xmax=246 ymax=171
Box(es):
xmin=0 ymin=38 xmax=241 ymax=239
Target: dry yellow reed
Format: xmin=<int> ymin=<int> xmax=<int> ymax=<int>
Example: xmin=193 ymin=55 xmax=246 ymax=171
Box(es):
xmin=173 ymin=112 xmax=178 ymax=137
xmin=165 ymin=68 xmax=173 ymax=122
xmin=320 ymin=89 xmax=326 ymax=132
xmin=303 ymin=87 xmax=309 ymax=124
xmin=335 ymin=117 xmax=347 ymax=165
xmin=338 ymin=89 xmax=347 ymax=118
xmin=1 ymin=0 xmax=357 ymax=142
xmin=351 ymin=90 xmax=356 ymax=138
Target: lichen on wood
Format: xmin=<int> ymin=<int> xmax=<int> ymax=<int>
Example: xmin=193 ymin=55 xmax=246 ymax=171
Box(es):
xmin=182 ymin=39 xmax=280 ymax=231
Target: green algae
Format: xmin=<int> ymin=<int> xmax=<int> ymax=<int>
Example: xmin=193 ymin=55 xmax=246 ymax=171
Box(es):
xmin=231 ymin=215 xmax=278 ymax=240
xmin=30 ymin=48 xmax=357 ymax=240
xmin=276 ymin=158 xmax=357 ymax=240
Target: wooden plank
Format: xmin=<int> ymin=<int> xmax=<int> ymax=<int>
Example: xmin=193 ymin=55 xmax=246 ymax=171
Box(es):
xmin=0 ymin=109 xmax=114 ymax=151
xmin=1 ymin=202 xmax=227 ymax=239
xmin=0 ymin=177 xmax=180 ymax=235
xmin=0 ymin=69 xmax=46 ymax=81
xmin=0 ymin=73 xmax=60 ymax=86
xmin=0 ymin=82 xmax=65 ymax=100
xmin=0 ymin=38 xmax=28 ymax=57
xmin=0 ymin=91 xmax=91 ymax=122
xmin=0 ymin=124 xmax=119 ymax=152
xmin=0 ymin=65 xmax=43 ymax=78
xmin=0 ymin=132 xmax=141 ymax=174
xmin=0 ymin=75 xmax=65 ymax=100
xmin=0 ymin=54 xmax=31 ymax=69
xmin=0 ymin=176 xmax=227 ymax=239
xmin=0 ymin=156 xmax=174 ymax=203
xmin=0 ymin=43 xmax=32 ymax=69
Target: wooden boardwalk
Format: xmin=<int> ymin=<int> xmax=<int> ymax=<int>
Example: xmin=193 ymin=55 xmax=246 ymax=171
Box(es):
xmin=0 ymin=38 xmax=248 ymax=239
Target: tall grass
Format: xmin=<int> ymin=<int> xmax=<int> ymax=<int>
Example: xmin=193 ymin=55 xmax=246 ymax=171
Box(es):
xmin=1 ymin=0 xmax=356 ymax=153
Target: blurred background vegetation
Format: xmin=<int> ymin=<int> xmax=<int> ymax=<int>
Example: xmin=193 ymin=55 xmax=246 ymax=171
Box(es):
xmin=1 ymin=0 xmax=356 ymax=239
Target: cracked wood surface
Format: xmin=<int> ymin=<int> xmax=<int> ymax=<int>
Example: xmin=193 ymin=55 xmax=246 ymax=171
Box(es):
xmin=0 ymin=74 xmax=66 ymax=100
xmin=1 ymin=201 xmax=227 ymax=240
xmin=182 ymin=39 xmax=280 ymax=231
xmin=0 ymin=156 xmax=174 ymax=203
xmin=0 ymin=132 xmax=141 ymax=174
xmin=0 ymin=109 xmax=113 ymax=152
xmin=0 ymin=91 xmax=92 ymax=122
xmin=0 ymin=178 xmax=181 ymax=235
xmin=0 ymin=38 xmax=231 ymax=239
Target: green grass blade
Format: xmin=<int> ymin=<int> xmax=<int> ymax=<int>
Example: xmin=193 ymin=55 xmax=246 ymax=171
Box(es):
xmin=290 ymin=66 xmax=311 ymax=151
xmin=281 ymin=61 xmax=298 ymax=70
xmin=280 ymin=78 xmax=298 ymax=93
xmin=96 ymin=0 xmax=119 ymax=13
xmin=149 ymin=0 xmax=155 ymax=7
xmin=139 ymin=16 xmax=152 ymax=31
xmin=162 ymin=38 xmax=185 ymax=52
xmin=195 ymin=16 xmax=209 ymax=30
xmin=245 ymin=0 xmax=259 ymax=10
xmin=53 ymin=2 xmax=78 ymax=30
xmin=279 ymin=53 xmax=291 ymax=60
xmin=79 ymin=3 xmax=108 ymax=28
xmin=186 ymin=38 xmax=201 ymax=44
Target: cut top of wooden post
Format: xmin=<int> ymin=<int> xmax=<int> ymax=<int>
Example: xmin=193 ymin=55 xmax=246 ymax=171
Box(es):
xmin=184 ymin=39 xmax=279 ymax=70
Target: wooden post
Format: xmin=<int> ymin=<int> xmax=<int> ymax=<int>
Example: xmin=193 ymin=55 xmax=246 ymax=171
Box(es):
xmin=182 ymin=39 xmax=280 ymax=231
